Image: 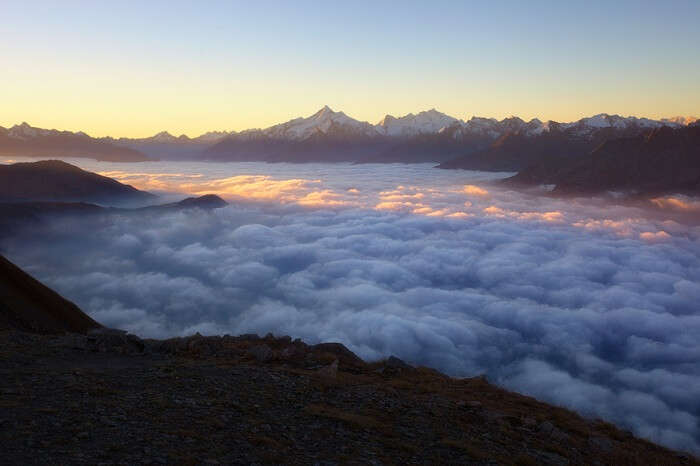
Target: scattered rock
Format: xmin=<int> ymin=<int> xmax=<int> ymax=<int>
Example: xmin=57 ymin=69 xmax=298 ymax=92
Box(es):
xmin=310 ymin=343 xmax=363 ymax=366
xmin=316 ymin=359 xmax=339 ymax=379
xmin=538 ymin=421 xmax=555 ymax=435
xmin=87 ymin=328 xmax=144 ymax=354
xmin=588 ymin=436 xmax=613 ymax=452
xmin=0 ymin=329 xmax=692 ymax=466
xmin=538 ymin=421 xmax=569 ymax=442
xmin=280 ymin=345 xmax=300 ymax=360
xmin=247 ymin=344 xmax=273 ymax=362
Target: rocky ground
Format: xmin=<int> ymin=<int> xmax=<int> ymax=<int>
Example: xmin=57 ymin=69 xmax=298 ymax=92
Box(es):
xmin=0 ymin=329 xmax=696 ymax=466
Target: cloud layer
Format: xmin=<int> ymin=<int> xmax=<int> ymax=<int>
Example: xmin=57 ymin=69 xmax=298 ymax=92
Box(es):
xmin=2 ymin=161 xmax=700 ymax=453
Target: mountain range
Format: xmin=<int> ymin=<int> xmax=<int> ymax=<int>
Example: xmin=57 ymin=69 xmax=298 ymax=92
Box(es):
xmin=2 ymin=108 xmax=696 ymax=164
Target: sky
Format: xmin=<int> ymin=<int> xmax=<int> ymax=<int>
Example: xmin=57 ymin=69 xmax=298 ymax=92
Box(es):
xmin=1 ymin=0 xmax=699 ymax=137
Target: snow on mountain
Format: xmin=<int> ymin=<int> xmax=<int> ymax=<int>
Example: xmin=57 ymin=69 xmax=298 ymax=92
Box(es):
xmin=376 ymin=109 xmax=460 ymax=136
xmin=7 ymin=122 xmax=54 ymax=140
xmin=256 ymin=105 xmax=378 ymax=140
xmin=661 ymin=116 xmax=698 ymax=126
xmin=193 ymin=131 xmax=236 ymax=143
xmin=461 ymin=117 xmax=502 ymax=138
xmin=150 ymin=131 xmax=179 ymax=143
xmin=3 ymin=111 xmax=687 ymax=147
xmin=561 ymin=114 xmax=676 ymax=136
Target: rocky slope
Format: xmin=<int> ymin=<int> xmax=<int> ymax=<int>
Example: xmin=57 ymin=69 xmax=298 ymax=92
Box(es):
xmin=0 ymin=256 xmax=697 ymax=464
xmin=1 ymin=329 xmax=697 ymax=465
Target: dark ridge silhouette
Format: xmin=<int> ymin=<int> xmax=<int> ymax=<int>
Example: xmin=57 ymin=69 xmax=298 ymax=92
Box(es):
xmin=205 ymin=129 xmax=493 ymax=164
xmin=171 ymin=194 xmax=228 ymax=209
xmin=437 ymin=130 xmax=593 ymax=171
xmin=507 ymin=125 xmax=700 ymax=195
xmin=0 ymin=159 xmax=155 ymax=206
xmin=0 ymin=254 xmax=100 ymax=334
xmin=136 ymin=194 xmax=228 ymax=211
xmin=552 ymin=125 xmax=700 ymax=195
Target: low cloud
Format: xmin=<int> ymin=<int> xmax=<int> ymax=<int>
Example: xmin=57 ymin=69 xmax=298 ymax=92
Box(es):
xmin=2 ymin=164 xmax=700 ymax=454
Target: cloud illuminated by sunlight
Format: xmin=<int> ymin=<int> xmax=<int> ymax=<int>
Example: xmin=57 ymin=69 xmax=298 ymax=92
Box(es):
xmin=463 ymin=185 xmax=489 ymax=196
xmin=650 ymin=196 xmax=700 ymax=212
xmin=483 ymin=206 xmax=563 ymax=223
xmin=640 ymin=231 xmax=672 ymax=242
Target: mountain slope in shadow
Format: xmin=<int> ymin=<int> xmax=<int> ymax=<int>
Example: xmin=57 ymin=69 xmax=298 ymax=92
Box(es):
xmin=0 ymin=160 xmax=155 ymax=206
xmin=507 ymin=125 xmax=700 ymax=195
xmin=0 ymin=254 xmax=101 ymax=334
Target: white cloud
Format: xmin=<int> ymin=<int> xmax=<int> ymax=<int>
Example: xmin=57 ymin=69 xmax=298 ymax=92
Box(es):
xmin=2 ymin=164 xmax=700 ymax=454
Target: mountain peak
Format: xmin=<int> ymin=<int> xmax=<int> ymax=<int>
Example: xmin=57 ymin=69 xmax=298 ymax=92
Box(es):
xmin=150 ymin=131 xmax=178 ymax=142
xmin=313 ymin=105 xmax=336 ymax=116
xmin=376 ymin=109 xmax=459 ymax=136
xmin=662 ymin=116 xmax=699 ymax=126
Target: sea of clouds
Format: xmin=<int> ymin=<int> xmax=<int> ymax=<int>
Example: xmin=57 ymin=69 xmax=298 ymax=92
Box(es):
xmin=2 ymin=161 xmax=700 ymax=453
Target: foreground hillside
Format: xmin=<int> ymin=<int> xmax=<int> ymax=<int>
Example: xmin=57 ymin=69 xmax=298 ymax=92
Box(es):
xmin=0 ymin=256 xmax=696 ymax=465
xmin=2 ymin=330 xmax=697 ymax=466
xmin=0 ymin=160 xmax=155 ymax=206
xmin=0 ymin=254 xmax=101 ymax=334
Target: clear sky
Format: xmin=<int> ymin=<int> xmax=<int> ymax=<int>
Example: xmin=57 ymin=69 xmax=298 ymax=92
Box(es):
xmin=1 ymin=0 xmax=699 ymax=137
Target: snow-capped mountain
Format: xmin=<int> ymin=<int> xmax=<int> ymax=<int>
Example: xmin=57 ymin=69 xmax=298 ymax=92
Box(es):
xmin=242 ymin=105 xmax=379 ymax=140
xmin=7 ymin=122 xmax=64 ymax=140
xmin=559 ymin=113 xmax=670 ymax=137
xmin=3 ymin=108 xmax=696 ymax=164
xmin=193 ymin=131 xmax=236 ymax=143
xmin=376 ymin=109 xmax=460 ymax=136
xmin=662 ymin=116 xmax=698 ymax=126
xmin=149 ymin=131 xmax=180 ymax=143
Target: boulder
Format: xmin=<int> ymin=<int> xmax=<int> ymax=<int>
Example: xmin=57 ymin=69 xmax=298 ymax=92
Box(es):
xmin=247 ymin=344 xmax=273 ymax=362
xmin=87 ymin=328 xmax=144 ymax=354
xmin=316 ymin=359 xmax=338 ymax=379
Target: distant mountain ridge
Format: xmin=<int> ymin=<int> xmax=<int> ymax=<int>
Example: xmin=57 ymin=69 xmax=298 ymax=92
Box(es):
xmin=3 ymin=108 xmax=695 ymax=163
xmin=0 ymin=122 xmax=148 ymax=162
xmin=203 ymin=107 xmax=696 ymax=163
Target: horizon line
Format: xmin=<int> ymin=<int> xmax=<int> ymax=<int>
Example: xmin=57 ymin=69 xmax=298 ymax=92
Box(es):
xmin=2 ymin=107 xmax=698 ymax=140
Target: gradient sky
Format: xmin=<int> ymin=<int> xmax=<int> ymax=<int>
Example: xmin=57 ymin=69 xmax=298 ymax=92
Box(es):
xmin=1 ymin=0 xmax=699 ymax=137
